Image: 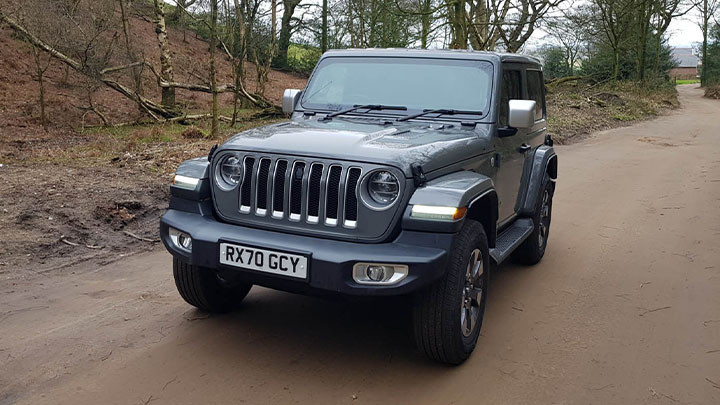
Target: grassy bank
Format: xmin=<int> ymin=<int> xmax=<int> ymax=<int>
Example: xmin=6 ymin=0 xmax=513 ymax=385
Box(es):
xmin=705 ymin=85 xmax=720 ymax=99
xmin=547 ymin=81 xmax=679 ymax=144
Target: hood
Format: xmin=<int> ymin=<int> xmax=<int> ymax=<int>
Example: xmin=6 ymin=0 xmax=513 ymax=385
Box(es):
xmin=220 ymin=118 xmax=493 ymax=177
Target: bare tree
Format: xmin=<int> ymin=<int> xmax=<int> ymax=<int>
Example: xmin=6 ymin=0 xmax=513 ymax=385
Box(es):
xmin=118 ymin=0 xmax=143 ymax=95
xmin=442 ymin=0 xmax=565 ymax=51
xmin=593 ymin=0 xmax=635 ymax=80
xmin=170 ymin=0 xmax=199 ymax=42
xmin=0 ymin=3 xmax=181 ymax=120
xmin=152 ymin=0 xmax=177 ymax=108
xmin=210 ymin=0 xmax=220 ymax=137
xmin=278 ymin=0 xmax=303 ymax=66
xmin=543 ymin=10 xmax=590 ymax=75
xmin=254 ymin=0 xmax=277 ymax=97
xmin=31 ymin=45 xmax=52 ymax=130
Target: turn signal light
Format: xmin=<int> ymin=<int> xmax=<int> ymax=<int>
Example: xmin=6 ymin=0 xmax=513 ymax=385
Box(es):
xmin=410 ymin=205 xmax=467 ymax=221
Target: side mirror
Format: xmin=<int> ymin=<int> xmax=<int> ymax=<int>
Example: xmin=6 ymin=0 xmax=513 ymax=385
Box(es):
xmin=282 ymin=89 xmax=302 ymax=115
xmin=508 ymin=99 xmax=536 ymax=129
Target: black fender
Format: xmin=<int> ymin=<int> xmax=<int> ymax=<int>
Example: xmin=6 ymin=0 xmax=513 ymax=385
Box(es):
xmin=519 ymin=145 xmax=557 ymax=216
xmin=402 ymin=171 xmax=498 ymax=247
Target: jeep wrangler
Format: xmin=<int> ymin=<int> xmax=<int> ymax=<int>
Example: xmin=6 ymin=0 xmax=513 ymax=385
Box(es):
xmin=161 ymin=49 xmax=557 ymax=364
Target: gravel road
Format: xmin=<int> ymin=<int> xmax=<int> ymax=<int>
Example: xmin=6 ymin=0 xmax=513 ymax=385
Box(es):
xmin=1 ymin=85 xmax=719 ymax=405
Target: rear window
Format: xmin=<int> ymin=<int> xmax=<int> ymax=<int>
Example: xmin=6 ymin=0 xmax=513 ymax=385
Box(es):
xmin=526 ymin=70 xmax=545 ymax=120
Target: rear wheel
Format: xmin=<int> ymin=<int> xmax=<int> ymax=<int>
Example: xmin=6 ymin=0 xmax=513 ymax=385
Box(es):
xmin=412 ymin=219 xmax=490 ymax=365
xmin=513 ymin=177 xmax=554 ymax=265
xmin=173 ymin=258 xmax=252 ymax=313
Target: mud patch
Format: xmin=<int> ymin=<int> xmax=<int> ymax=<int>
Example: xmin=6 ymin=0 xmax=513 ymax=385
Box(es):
xmin=0 ymin=164 xmax=168 ymax=278
xmin=637 ymin=137 xmax=678 ymax=147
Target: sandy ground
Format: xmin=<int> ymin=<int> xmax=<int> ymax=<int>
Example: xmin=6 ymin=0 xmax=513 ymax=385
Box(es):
xmin=1 ymin=85 xmax=719 ymax=404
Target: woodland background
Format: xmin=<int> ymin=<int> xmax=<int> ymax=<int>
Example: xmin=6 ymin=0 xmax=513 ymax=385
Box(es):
xmin=0 ymin=0 xmax=717 ymax=272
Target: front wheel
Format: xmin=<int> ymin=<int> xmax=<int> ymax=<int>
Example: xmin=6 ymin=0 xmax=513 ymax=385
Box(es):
xmin=173 ymin=258 xmax=252 ymax=313
xmin=412 ymin=219 xmax=490 ymax=365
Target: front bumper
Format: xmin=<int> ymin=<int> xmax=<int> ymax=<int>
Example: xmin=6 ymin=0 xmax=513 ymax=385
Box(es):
xmin=160 ymin=209 xmax=455 ymax=296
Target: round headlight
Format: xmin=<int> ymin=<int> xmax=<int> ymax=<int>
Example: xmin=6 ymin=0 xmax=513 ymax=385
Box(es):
xmin=217 ymin=154 xmax=243 ymax=188
xmin=368 ymin=171 xmax=399 ymax=205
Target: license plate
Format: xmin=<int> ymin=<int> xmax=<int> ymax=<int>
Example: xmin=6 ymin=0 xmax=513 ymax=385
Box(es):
xmin=219 ymin=242 xmax=308 ymax=279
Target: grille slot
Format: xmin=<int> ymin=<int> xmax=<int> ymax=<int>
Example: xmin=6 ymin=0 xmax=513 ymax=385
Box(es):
xmin=307 ymin=163 xmax=324 ymax=223
xmin=325 ymin=165 xmax=342 ymax=225
xmin=240 ymin=157 xmax=256 ymax=212
xmin=272 ymin=160 xmax=288 ymax=217
xmin=289 ymin=161 xmax=306 ymax=220
xmin=344 ymin=168 xmax=362 ymax=227
xmin=256 ymin=158 xmax=271 ymax=214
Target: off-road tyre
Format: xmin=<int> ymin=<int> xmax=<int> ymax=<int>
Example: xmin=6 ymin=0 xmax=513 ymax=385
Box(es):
xmin=413 ymin=219 xmax=490 ymax=365
xmin=513 ymin=176 xmax=554 ymax=265
xmin=173 ymin=258 xmax=252 ymax=313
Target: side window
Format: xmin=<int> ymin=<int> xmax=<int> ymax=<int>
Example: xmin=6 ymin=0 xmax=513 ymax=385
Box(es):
xmin=499 ymin=69 xmax=521 ymax=127
xmin=526 ymin=70 xmax=545 ymax=121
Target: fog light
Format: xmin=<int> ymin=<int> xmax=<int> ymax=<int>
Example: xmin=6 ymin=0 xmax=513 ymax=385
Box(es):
xmin=169 ymin=227 xmax=192 ymax=252
xmin=366 ymin=265 xmax=387 ymax=281
xmin=178 ymin=233 xmax=192 ymax=250
xmin=353 ymin=263 xmax=408 ymax=285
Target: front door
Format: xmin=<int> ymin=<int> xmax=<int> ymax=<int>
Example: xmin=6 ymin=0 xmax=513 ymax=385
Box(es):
xmin=493 ymin=67 xmax=527 ymax=223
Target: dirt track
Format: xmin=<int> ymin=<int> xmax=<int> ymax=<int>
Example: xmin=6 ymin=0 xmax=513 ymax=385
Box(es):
xmin=1 ymin=85 xmax=719 ymax=404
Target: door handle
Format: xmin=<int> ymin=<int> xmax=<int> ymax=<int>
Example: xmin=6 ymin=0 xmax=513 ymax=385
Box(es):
xmin=517 ymin=143 xmax=531 ymax=153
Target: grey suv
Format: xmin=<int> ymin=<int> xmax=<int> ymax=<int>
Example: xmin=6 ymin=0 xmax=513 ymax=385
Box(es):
xmin=161 ymin=49 xmax=557 ymax=364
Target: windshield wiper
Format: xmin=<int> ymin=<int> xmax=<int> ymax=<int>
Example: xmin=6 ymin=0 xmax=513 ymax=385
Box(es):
xmin=396 ymin=108 xmax=483 ymax=122
xmin=320 ymin=104 xmax=407 ymax=121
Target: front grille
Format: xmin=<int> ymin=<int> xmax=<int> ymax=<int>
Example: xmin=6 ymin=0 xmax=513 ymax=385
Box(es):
xmin=234 ymin=155 xmax=362 ymax=228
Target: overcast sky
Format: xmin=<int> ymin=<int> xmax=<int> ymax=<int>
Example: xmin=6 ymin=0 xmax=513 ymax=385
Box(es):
xmin=666 ymin=11 xmax=704 ymax=47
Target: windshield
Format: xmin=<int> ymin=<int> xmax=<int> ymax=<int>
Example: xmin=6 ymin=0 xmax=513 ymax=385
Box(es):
xmin=301 ymin=57 xmax=494 ymax=119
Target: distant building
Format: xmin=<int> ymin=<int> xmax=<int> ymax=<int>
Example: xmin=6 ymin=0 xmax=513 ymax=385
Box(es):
xmin=670 ymin=47 xmax=700 ymax=80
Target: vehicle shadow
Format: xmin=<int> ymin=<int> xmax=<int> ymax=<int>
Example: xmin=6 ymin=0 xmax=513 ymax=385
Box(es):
xmin=172 ymin=260 xmax=535 ymax=371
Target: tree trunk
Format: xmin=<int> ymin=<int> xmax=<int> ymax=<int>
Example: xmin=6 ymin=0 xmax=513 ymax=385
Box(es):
xmin=210 ymin=0 xmax=219 ymax=137
xmin=448 ymin=0 xmax=467 ymax=49
xmin=321 ymin=0 xmax=328 ymax=52
xmin=277 ymin=0 xmax=300 ymax=67
xmin=636 ymin=0 xmax=650 ymax=82
xmin=701 ymin=0 xmax=709 ymax=86
xmin=152 ymin=0 xmax=176 ymax=108
xmin=31 ymin=45 xmax=48 ymax=131
xmin=119 ymin=0 xmax=143 ymax=95
xmin=613 ymin=49 xmax=620 ymax=81
xmin=231 ymin=0 xmax=247 ymax=126
xmin=420 ymin=0 xmax=430 ymax=49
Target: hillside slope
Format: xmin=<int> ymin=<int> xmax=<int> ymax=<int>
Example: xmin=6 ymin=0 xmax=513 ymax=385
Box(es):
xmin=0 ymin=15 xmax=306 ymax=135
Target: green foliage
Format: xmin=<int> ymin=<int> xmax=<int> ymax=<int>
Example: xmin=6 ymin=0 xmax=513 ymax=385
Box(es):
xmin=581 ymin=34 xmax=674 ymax=82
xmin=285 ymin=43 xmax=322 ymax=74
xmin=704 ymin=24 xmax=720 ymax=85
xmin=538 ymin=45 xmax=573 ymax=79
xmin=675 ymin=79 xmax=700 ymax=84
